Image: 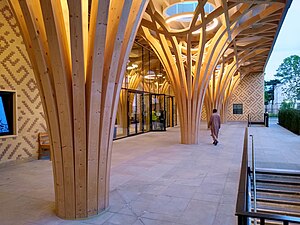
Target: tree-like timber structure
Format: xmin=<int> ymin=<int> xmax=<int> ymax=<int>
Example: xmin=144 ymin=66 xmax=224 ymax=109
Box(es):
xmin=8 ymin=0 xmax=149 ymax=219
xmin=140 ymin=0 xmax=286 ymax=144
xmin=6 ymin=0 xmax=289 ymax=220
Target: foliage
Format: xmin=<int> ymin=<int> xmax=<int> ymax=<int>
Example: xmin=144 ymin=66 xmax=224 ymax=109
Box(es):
xmin=280 ymin=100 xmax=294 ymax=110
xmin=278 ymin=109 xmax=300 ymax=135
xmin=264 ymin=90 xmax=271 ymax=105
xmin=264 ymin=79 xmax=281 ymax=104
xmin=275 ymin=55 xmax=300 ymax=101
xmin=268 ymin=113 xmax=278 ymax=117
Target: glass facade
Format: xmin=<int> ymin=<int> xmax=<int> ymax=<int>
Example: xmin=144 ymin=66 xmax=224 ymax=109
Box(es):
xmin=114 ymin=42 xmax=177 ymax=139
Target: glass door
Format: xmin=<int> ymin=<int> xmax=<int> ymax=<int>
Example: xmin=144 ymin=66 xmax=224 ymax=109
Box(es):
xmin=115 ymin=89 xmax=128 ymax=139
xmin=150 ymin=94 xmax=166 ymax=131
xmin=166 ymin=96 xmax=173 ymax=127
xmin=144 ymin=93 xmax=150 ymax=132
xmin=128 ymin=90 xmax=144 ymax=135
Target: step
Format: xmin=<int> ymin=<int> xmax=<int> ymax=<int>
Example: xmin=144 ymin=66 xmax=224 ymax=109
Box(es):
xmin=255 ymin=168 xmax=300 ymax=177
xmin=254 ymin=176 xmax=300 ymax=186
xmin=254 ymin=196 xmax=300 ymax=206
xmin=251 ymin=220 xmax=299 ymax=225
xmin=255 ymin=184 xmax=300 ymax=194
xmin=254 ymin=203 xmax=300 ymax=217
xmin=255 ymin=193 xmax=300 ymax=206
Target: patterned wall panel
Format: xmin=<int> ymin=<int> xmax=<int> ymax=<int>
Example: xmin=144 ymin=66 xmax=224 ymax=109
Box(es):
xmin=201 ymin=106 xmax=207 ymax=121
xmin=0 ymin=0 xmax=46 ymax=166
xmin=227 ymin=73 xmax=264 ymax=122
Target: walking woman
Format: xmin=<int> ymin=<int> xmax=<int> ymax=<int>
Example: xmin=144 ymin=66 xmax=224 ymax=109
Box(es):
xmin=209 ymin=109 xmax=221 ymax=145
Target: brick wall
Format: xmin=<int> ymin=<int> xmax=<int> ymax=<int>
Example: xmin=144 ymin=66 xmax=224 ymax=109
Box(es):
xmin=0 ymin=0 xmax=46 ymax=166
xmin=227 ymin=73 xmax=264 ymax=122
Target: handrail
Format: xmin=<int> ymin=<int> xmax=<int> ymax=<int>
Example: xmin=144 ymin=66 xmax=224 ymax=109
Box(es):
xmin=248 ymin=114 xmax=251 ymax=127
xmin=236 ymin=211 xmax=300 ymax=223
xmin=236 ymin=127 xmax=249 ymax=214
xmin=235 ymin=127 xmax=300 ymax=224
xmin=250 ymin=134 xmax=257 ymax=225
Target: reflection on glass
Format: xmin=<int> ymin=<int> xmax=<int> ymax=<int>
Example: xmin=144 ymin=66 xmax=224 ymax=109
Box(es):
xmin=144 ymin=93 xmax=150 ymax=131
xmin=137 ymin=93 xmax=143 ymax=133
xmin=0 ymin=96 xmax=9 ymax=134
xmin=129 ymin=92 xmax=136 ymax=135
xmin=115 ymin=89 xmax=127 ymax=138
xmin=115 ymin=42 xmax=177 ymax=139
xmin=151 ymin=94 xmax=166 ymax=131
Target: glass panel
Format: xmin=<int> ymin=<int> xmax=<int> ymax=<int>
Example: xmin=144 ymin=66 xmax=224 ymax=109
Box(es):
xmin=128 ymin=92 xmax=137 ymax=135
xmin=136 ymin=93 xmax=143 ymax=133
xmin=174 ymin=97 xmax=178 ymax=126
xmin=144 ymin=93 xmax=150 ymax=131
xmin=233 ymin=104 xmax=243 ymax=114
xmin=0 ymin=91 xmax=15 ymax=136
xmin=143 ymin=48 xmax=150 ymax=92
xmin=115 ymin=89 xmax=127 ymax=138
xmin=166 ymin=97 xmax=170 ymax=127
xmin=126 ymin=43 xmax=143 ymax=90
xmin=151 ymin=94 xmax=166 ymax=131
xmin=0 ymin=96 xmax=10 ymax=134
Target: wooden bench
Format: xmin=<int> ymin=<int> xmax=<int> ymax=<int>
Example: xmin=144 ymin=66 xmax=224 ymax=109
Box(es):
xmin=38 ymin=132 xmax=51 ymax=160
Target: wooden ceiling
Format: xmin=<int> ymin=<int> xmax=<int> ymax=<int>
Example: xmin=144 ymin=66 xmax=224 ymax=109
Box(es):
xmin=137 ymin=0 xmax=291 ymax=76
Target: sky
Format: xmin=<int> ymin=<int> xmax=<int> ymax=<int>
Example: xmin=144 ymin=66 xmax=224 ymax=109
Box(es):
xmin=264 ymin=0 xmax=300 ymax=81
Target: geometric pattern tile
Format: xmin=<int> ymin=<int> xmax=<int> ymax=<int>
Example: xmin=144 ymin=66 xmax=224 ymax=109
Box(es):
xmin=0 ymin=0 xmax=46 ymax=165
xmin=201 ymin=105 xmax=207 ymax=121
xmin=227 ymin=73 xmax=264 ymax=122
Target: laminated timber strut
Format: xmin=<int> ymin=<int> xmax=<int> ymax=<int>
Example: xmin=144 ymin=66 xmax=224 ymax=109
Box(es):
xmin=140 ymin=0 xmax=287 ymax=144
xmin=204 ymin=41 xmax=271 ymax=125
xmin=7 ymin=0 xmax=148 ymax=219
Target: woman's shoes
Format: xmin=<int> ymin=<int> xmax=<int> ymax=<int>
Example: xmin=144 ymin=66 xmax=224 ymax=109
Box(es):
xmin=213 ymin=140 xmax=218 ymax=146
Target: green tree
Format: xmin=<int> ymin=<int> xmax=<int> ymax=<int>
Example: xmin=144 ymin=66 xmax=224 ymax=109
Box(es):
xmin=275 ymin=55 xmax=300 ymax=101
xmin=264 ymin=79 xmax=281 ymax=105
xmin=280 ymin=100 xmax=294 ymax=110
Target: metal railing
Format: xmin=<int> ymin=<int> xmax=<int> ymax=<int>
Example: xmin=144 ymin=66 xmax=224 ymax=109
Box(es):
xmin=250 ymin=134 xmax=257 ymax=225
xmin=235 ymin=127 xmax=300 ymax=225
xmin=247 ymin=113 xmax=269 ymax=127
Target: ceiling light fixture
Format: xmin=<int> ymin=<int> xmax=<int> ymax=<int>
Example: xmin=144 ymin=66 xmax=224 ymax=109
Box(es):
xmin=165 ymin=13 xmax=194 ymax=24
xmin=163 ymin=2 xmax=218 ymax=33
xmin=126 ymin=63 xmax=138 ymax=70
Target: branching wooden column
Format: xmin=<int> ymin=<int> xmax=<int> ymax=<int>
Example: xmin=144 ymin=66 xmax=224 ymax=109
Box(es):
xmin=140 ymin=0 xmax=284 ymax=144
xmin=8 ymin=0 xmax=148 ymax=219
xmin=221 ymin=74 xmax=240 ymax=123
xmin=204 ymin=58 xmax=238 ymax=125
xmin=204 ymin=45 xmax=269 ymax=125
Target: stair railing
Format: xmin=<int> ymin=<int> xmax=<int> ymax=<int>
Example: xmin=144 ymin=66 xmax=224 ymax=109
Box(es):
xmin=236 ymin=128 xmax=300 ymax=225
xmin=250 ymin=134 xmax=257 ymax=225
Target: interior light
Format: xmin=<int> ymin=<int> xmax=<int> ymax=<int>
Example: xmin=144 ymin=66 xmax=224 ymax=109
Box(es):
xmin=144 ymin=74 xmax=156 ymax=79
xmin=127 ymin=66 xmax=134 ymax=70
xmin=165 ymin=13 xmax=194 ymax=24
xmin=127 ymin=63 xmax=138 ymax=70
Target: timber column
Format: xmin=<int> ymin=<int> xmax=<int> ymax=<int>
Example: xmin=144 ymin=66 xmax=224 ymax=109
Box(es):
xmin=140 ymin=1 xmax=284 ymax=144
xmin=8 ymin=0 xmax=148 ymax=219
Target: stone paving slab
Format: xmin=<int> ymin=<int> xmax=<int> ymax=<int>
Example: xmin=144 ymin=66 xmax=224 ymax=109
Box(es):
xmin=0 ymin=120 xmax=298 ymax=225
xmin=249 ymin=118 xmax=300 ymax=170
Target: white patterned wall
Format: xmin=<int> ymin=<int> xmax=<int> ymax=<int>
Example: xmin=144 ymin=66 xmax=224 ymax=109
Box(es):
xmin=0 ymin=0 xmax=46 ymax=166
xmin=227 ymin=73 xmax=264 ymax=122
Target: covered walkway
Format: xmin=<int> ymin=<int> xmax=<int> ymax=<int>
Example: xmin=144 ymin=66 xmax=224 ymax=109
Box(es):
xmin=0 ymin=120 xmax=299 ymax=225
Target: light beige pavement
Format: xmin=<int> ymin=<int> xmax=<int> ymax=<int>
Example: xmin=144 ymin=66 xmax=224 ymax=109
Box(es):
xmin=248 ymin=118 xmax=300 ymax=170
xmin=0 ymin=119 xmax=298 ymax=225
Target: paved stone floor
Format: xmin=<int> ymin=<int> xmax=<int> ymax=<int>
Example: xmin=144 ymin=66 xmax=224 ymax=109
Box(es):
xmin=249 ymin=118 xmax=300 ymax=170
xmin=0 ymin=119 xmax=299 ymax=225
